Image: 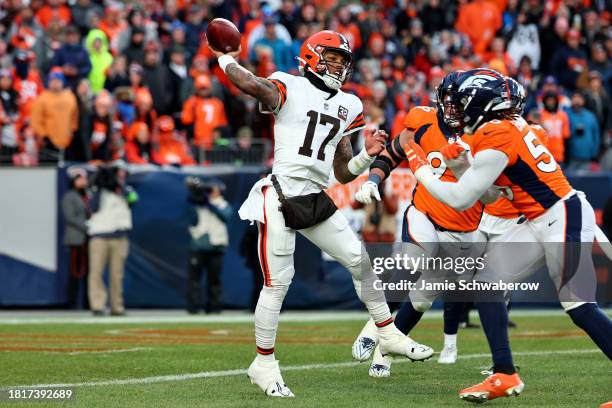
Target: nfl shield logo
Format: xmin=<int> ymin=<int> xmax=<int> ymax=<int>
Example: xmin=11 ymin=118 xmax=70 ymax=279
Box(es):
xmin=338 ymin=105 xmax=348 ymax=121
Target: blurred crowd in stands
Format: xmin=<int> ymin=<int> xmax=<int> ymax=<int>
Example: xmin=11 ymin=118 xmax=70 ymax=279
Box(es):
xmin=0 ymin=0 xmax=610 ymax=170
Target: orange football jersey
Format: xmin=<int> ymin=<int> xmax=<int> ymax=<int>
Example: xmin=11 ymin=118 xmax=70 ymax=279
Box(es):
xmin=484 ymin=123 xmax=551 ymax=219
xmin=472 ymin=117 xmax=572 ymax=220
xmin=404 ymin=106 xmax=484 ymax=232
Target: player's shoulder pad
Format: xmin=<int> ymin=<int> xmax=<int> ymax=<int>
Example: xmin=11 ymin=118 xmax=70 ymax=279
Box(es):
xmin=403 ymin=106 xmax=436 ymax=131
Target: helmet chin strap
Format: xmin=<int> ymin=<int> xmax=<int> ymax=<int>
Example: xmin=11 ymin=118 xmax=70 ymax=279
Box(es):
xmin=304 ymin=70 xmax=339 ymax=97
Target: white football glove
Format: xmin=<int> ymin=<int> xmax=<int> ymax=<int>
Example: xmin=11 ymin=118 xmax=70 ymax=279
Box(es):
xmin=355 ymin=181 xmax=381 ymax=205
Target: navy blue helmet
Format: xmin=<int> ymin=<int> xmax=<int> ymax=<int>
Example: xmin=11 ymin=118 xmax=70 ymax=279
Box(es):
xmin=505 ymin=76 xmax=526 ymax=116
xmin=448 ymin=68 xmax=513 ymax=134
xmin=436 ymin=70 xmax=464 ymax=129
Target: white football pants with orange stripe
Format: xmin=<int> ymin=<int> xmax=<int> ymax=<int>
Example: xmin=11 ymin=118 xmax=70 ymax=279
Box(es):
xmin=254 ymin=186 xmax=392 ymax=355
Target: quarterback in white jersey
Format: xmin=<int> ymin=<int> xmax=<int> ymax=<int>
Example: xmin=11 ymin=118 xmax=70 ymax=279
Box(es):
xmin=209 ymin=30 xmax=433 ymax=397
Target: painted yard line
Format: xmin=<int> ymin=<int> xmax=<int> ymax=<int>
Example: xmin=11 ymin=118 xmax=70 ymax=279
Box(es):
xmin=2 ymin=309 xmax=607 ymax=325
xmin=3 ymin=349 xmax=599 ymax=390
xmin=63 ymin=347 xmax=152 ymax=356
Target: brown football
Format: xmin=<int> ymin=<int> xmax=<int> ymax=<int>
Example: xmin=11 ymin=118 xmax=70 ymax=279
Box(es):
xmin=206 ymin=18 xmax=241 ymax=53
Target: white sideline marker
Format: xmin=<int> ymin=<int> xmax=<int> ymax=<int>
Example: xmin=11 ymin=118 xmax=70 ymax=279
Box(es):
xmin=3 ymin=348 xmax=599 ymax=389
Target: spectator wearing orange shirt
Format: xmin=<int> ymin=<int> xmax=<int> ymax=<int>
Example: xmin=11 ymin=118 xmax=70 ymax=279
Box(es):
xmin=98 ymin=5 xmax=128 ymax=54
xmin=30 ymin=70 xmax=78 ymax=162
xmin=35 ymin=0 xmax=72 ymax=29
xmin=156 ymin=116 xmax=195 ymax=166
xmin=181 ymin=75 xmax=228 ymax=150
xmin=11 ymin=51 xmax=43 ymax=133
xmin=124 ymin=122 xmax=159 ymax=165
xmin=455 ymin=0 xmax=502 ymax=57
xmin=539 ymin=92 xmax=570 ymax=163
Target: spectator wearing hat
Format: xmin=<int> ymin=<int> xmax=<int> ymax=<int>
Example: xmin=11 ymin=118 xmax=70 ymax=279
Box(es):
xmin=122 ymin=26 xmax=146 ymax=66
xmin=142 ymin=41 xmax=173 ymax=115
xmin=85 ymin=29 xmax=113 ymax=93
xmin=246 ymin=11 xmax=292 ymax=55
xmin=566 ymin=91 xmax=601 ymax=170
xmin=156 ymin=115 xmax=195 ymax=166
xmin=251 ymin=15 xmax=292 ymax=73
xmin=12 ymin=50 xmax=43 ymax=127
xmin=50 ymin=25 xmax=91 ymax=90
xmin=30 ymin=69 xmax=78 ymax=163
xmin=538 ymin=91 xmax=571 ymax=164
xmin=125 ymin=122 xmax=159 ymax=164
xmin=550 ymin=29 xmax=589 ymax=91
xmin=0 ymin=69 xmax=20 ymax=162
xmin=181 ymin=75 xmax=228 ymax=152
xmin=128 ymin=63 xmax=147 ymax=96
xmin=61 ymin=168 xmax=90 ymax=309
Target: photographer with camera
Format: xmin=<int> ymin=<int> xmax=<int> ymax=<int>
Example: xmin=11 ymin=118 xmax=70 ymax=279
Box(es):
xmin=185 ymin=176 xmax=232 ymax=314
xmin=87 ymin=161 xmax=138 ymax=316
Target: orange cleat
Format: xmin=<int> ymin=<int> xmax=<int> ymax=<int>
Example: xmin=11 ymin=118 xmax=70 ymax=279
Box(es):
xmin=459 ymin=371 xmax=524 ymax=403
xmin=600 ymin=402 xmax=612 ymax=408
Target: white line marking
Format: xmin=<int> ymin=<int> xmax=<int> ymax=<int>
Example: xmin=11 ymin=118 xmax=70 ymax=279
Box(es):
xmin=2 ymin=309 xmax=608 ymax=325
xmin=61 ymin=347 xmax=152 ymax=356
xmin=3 ymin=348 xmax=599 ymax=389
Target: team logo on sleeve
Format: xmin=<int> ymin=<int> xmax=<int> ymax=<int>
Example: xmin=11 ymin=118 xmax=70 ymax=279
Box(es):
xmin=338 ymin=105 xmax=348 ymax=121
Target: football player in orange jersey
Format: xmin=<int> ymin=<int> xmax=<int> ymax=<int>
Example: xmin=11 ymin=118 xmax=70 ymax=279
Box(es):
xmin=404 ymin=68 xmax=612 ymax=402
xmin=351 ymin=72 xmax=499 ymax=376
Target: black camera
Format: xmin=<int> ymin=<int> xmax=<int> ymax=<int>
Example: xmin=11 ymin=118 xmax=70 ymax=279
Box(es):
xmin=186 ymin=176 xmax=218 ymax=205
xmin=93 ymin=166 xmax=120 ymax=191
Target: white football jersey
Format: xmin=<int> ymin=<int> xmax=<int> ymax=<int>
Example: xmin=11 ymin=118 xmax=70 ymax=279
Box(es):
xmin=263 ymin=71 xmax=365 ymax=194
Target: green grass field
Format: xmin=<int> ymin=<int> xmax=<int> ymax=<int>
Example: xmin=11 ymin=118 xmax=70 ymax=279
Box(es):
xmin=0 ymin=311 xmax=610 ymax=408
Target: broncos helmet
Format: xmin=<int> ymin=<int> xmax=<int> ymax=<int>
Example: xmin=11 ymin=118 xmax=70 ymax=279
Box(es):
xmin=506 ymin=76 xmax=526 ymax=116
xmin=436 ymin=70 xmax=464 ymax=129
xmin=449 ymin=68 xmax=513 ymax=134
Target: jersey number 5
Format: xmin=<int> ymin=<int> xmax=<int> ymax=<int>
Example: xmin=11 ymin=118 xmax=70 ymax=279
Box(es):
xmin=523 ymin=130 xmax=557 ymax=173
xmin=298 ymin=110 xmax=340 ymax=161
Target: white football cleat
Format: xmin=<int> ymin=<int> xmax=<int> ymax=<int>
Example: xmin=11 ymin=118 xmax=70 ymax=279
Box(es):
xmin=438 ymin=344 xmax=457 ymax=364
xmin=378 ymin=325 xmax=434 ymax=361
xmin=368 ymin=345 xmax=392 ymax=378
xmin=247 ymin=358 xmax=295 ymax=397
xmin=352 ymin=318 xmax=378 ymax=361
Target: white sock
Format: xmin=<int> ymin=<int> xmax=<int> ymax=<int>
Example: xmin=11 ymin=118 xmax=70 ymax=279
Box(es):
xmin=254 ymin=286 xmax=287 ymax=357
xmin=352 ymin=277 xmax=393 ymax=324
xmin=255 ymin=353 xmax=276 ymax=363
xmin=444 ymin=333 xmax=457 ymax=348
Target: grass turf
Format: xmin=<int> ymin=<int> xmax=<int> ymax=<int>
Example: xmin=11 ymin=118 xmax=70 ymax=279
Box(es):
xmin=0 ymin=313 xmax=610 ymax=407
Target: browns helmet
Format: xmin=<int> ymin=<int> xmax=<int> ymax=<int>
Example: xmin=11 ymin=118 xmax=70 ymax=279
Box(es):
xmin=298 ymin=30 xmax=353 ymax=90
